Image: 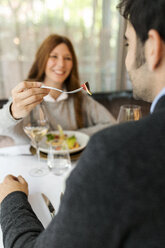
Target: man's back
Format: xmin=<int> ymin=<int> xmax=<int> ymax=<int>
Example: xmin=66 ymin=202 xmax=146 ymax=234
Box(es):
xmin=2 ymin=96 xmax=165 ymax=248
xmin=61 ymin=96 xmax=165 ymax=247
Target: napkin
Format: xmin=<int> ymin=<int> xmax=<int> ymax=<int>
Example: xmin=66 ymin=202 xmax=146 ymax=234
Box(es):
xmin=0 ymin=145 xmax=31 ymax=156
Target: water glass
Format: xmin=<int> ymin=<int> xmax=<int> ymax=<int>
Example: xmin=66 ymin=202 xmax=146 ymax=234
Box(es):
xmin=47 ymin=140 xmax=71 ymax=176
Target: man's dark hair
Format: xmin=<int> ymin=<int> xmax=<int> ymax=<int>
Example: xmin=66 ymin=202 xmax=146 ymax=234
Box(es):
xmin=117 ymin=0 xmax=165 ymax=43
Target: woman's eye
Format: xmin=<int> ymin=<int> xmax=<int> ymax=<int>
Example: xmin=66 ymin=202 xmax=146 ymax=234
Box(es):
xmin=125 ymin=43 xmax=129 ymax=47
xmin=50 ymin=55 xmax=57 ymax=59
xmin=65 ymin=57 xmax=72 ymax=60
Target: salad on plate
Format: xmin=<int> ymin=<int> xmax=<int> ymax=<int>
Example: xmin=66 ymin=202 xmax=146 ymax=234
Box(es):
xmin=46 ymin=125 xmax=80 ymax=150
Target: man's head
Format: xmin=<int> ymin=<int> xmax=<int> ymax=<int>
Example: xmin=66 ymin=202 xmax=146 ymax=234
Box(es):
xmin=117 ymin=0 xmax=165 ymax=102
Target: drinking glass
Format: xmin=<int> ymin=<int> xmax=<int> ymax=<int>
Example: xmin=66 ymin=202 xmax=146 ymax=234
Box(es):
xmin=23 ymin=104 xmax=49 ymax=176
xmin=47 ymin=140 xmax=71 ymax=176
xmin=117 ymin=104 xmax=142 ymax=123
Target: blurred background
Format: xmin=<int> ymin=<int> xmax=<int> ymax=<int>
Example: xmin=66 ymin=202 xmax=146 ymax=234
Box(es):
xmin=0 ymin=0 xmax=129 ymax=99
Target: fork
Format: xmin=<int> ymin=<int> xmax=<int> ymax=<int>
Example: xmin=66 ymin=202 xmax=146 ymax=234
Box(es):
xmin=41 ymin=85 xmax=83 ymax=94
xmin=41 ymin=82 xmax=92 ymax=95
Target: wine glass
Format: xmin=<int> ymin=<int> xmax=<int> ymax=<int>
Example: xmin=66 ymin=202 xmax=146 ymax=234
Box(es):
xmin=117 ymin=104 xmax=142 ymax=123
xmin=23 ymin=104 xmax=49 ymax=176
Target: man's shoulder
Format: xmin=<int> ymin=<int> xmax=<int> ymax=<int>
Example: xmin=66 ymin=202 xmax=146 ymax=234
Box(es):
xmin=91 ymin=116 xmax=144 ymax=142
xmin=77 ymin=110 xmax=165 ymax=178
xmin=89 ymin=113 xmax=159 ymax=154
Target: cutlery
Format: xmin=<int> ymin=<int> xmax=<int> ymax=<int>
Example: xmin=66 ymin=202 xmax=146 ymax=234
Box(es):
xmin=41 ymin=193 xmax=55 ymax=218
xmin=60 ymin=192 xmax=64 ymax=202
xmin=41 ymin=82 xmax=92 ymax=95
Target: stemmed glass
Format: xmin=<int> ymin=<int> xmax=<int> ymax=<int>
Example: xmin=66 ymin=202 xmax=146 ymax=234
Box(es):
xmin=23 ymin=104 xmax=49 ymax=176
xmin=117 ymin=104 xmax=142 ymax=123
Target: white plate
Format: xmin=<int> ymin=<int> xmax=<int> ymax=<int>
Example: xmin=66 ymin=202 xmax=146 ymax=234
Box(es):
xmin=37 ymin=131 xmax=89 ymax=154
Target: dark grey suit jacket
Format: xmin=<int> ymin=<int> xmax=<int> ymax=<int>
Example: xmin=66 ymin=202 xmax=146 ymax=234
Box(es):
xmin=1 ymin=96 xmax=165 ymax=248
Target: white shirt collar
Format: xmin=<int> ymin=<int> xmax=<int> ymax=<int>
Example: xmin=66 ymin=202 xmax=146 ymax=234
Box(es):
xmin=43 ymin=88 xmax=68 ymax=103
xmin=150 ymin=88 xmax=165 ymax=113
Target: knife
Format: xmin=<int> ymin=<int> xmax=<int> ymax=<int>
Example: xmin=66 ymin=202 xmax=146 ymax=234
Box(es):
xmin=41 ymin=193 xmax=55 ymax=218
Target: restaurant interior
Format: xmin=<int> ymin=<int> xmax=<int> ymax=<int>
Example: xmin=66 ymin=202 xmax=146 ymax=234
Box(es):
xmin=0 ymin=0 xmax=158 ymax=247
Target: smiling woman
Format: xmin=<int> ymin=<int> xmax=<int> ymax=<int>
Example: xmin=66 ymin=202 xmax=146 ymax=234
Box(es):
xmin=0 ymin=34 xmax=116 ymax=145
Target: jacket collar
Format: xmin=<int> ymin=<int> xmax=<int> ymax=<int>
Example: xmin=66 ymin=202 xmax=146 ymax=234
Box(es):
xmin=150 ymin=88 xmax=165 ymax=113
xmin=152 ymin=95 xmax=165 ymax=113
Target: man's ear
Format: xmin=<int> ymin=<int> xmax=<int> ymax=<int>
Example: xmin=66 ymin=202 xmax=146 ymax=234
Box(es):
xmin=146 ymin=29 xmax=163 ymax=71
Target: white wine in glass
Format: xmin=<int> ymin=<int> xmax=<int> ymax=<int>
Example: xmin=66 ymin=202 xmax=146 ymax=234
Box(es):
xmin=117 ymin=104 xmax=142 ymax=123
xmin=24 ymin=126 xmax=48 ymax=144
xmin=23 ymin=104 xmax=49 ymax=177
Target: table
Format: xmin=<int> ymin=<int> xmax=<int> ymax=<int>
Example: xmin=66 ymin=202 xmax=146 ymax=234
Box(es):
xmin=0 ymin=145 xmax=76 ymax=247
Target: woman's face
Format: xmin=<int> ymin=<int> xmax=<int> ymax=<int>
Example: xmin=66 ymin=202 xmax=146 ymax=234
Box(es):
xmin=44 ymin=43 xmax=73 ymax=87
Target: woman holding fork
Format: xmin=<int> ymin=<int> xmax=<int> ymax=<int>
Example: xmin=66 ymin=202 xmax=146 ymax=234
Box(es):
xmin=0 ymin=34 xmax=116 ymax=144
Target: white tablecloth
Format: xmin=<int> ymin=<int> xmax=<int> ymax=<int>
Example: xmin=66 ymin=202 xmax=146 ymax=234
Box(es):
xmin=0 ymin=145 xmax=75 ymax=247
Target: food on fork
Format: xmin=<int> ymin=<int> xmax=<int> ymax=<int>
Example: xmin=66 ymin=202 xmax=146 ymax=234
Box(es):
xmin=81 ymin=82 xmax=92 ymax=95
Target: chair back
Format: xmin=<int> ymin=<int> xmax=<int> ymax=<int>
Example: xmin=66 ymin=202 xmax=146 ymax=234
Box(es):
xmin=0 ymin=99 xmax=8 ymax=109
xmin=92 ymin=91 xmax=151 ymax=119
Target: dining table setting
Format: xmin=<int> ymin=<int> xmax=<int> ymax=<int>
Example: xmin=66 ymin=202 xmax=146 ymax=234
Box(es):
xmin=0 ymin=100 xmax=143 ymax=247
xmin=0 ymin=100 xmax=90 ymax=247
xmin=0 ymin=140 xmax=84 ymax=247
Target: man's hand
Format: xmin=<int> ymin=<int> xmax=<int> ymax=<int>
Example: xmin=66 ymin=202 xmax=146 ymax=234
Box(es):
xmin=0 ymin=175 xmax=29 ymax=203
xmin=11 ymin=81 xmax=50 ymax=119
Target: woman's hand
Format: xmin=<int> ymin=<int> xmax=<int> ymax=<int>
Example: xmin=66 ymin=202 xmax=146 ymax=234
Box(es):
xmin=0 ymin=175 xmax=28 ymax=203
xmin=11 ymin=81 xmax=50 ymax=119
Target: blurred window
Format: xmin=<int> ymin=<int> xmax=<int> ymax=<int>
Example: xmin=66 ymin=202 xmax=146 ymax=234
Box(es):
xmin=0 ymin=0 xmax=127 ymax=99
